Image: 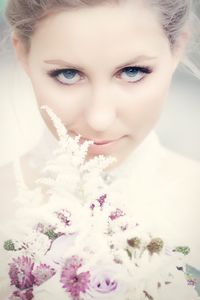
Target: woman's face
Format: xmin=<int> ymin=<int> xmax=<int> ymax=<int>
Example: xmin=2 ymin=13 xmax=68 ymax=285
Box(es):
xmin=16 ymin=1 xmax=182 ymax=165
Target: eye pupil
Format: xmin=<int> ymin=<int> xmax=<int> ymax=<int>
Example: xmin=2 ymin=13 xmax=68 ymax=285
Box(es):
xmin=63 ymin=69 xmax=77 ymax=79
xmin=125 ymin=67 xmax=138 ymax=77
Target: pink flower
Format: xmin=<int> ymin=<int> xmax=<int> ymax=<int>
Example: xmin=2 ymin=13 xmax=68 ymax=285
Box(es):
xmin=64 ymin=256 xmax=83 ymax=271
xmin=90 ymin=194 xmax=107 ymax=212
xmin=109 ymin=208 xmax=125 ymax=221
xmin=9 ymin=257 xmax=56 ymax=290
xmin=9 ymin=289 xmax=34 ymax=300
xmin=61 ymin=256 xmax=90 ymax=300
xmin=9 ymin=256 xmax=56 ymax=299
xmin=55 ymin=209 xmax=72 ymax=227
xmin=9 ymin=257 xmax=35 ymax=290
xmin=97 ymin=194 xmax=107 ymax=209
xmin=33 ymin=264 xmax=56 ymax=286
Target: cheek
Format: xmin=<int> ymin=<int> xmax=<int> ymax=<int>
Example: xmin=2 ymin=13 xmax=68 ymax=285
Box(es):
xmin=120 ymin=74 xmax=172 ymax=132
xmin=30 ymin=75 xmax=86 ymax=127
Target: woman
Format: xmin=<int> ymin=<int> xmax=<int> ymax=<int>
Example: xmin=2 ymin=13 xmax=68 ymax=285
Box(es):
xmin=0 ymin=0 xmax=200 ymax=299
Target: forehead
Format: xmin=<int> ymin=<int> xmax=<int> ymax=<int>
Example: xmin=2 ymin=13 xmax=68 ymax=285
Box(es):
xmin=30 ymin=2 xmax=168 ymax=64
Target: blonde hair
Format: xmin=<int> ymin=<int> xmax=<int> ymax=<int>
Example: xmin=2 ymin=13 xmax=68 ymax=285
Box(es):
xmin=4 ymin=0 xmax=200 ymax=78
xmin=4 ymin=0 xmax=192 ymax=44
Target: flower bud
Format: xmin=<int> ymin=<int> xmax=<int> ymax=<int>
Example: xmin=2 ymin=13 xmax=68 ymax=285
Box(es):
xmin=147 ymin=238 xmax=164 ymax=255
xmin=127 ymin=237 xmax=141 ymax=249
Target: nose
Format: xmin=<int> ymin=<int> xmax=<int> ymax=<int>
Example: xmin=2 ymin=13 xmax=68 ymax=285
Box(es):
xmin=85 ymin=86 xmax=116 ymax=132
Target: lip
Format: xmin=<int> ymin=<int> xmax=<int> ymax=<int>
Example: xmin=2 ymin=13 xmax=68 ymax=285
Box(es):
xmin=69 ymin=131 xmax=126 ymax=155
xmin=79 ymin=137 xmax=118 ymax=145
xmin=79 ymin=136 xmax=125 ymax=155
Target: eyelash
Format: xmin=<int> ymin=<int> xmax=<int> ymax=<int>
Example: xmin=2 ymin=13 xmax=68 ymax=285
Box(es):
xmin=47 ymin=66 xmax=153 ymax=85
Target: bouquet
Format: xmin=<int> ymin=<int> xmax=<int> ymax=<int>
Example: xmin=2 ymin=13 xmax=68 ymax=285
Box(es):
xmin=2 ymin=106 xmax=199 ymax=300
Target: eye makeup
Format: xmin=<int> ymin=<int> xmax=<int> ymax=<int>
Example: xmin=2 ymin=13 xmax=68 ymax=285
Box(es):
xmin=46 ymin=65 xmax=153 ymax=85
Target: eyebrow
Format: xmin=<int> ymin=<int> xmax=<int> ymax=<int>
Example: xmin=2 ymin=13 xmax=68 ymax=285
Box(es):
xmin=44 ymin=55 xmax=157 ymax=71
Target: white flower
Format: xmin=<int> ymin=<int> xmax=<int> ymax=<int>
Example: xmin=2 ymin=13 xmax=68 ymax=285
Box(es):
xmin=34 ymin=273 xmax=67 ymax=300
xmin=44 ymin=233 xmax=77 ymax=267
xmin=11 ymin=231 xmax=51 ymax=262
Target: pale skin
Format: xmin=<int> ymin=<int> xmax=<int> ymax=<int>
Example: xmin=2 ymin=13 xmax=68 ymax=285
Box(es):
xmin=13 ymin=1 xmax=187 ymax=167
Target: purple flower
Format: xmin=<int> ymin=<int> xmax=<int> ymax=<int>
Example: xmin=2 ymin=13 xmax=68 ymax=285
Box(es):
xmin=86 ymin=263 xmax=130 ymax=300
xmin=33 ymin=264 xmax=56 ymax=286
xmin=56 ymin=209 xmax=72 ymax=227
xmin=90 ymin=203 xmax=95 ymax=211
xmin=187 ymin=279 xmax=197 ymax=286
xmin=89 ymin=269 xmax=118 ymax=295
xmin=35 ymin=223 xmax=45 ymax=233
xmin=92 ymin=276 xmax=117 ymax=294
xmin=109 ymin=208 xmax=125 ymax=221
xmin=90 ymin=195 xmax=107 ymax=213
xmin=9 ymin=288 xmax=34 ymax=300
xmin=9 ymin=257 xmax=35 ymax=290
xmin=63 ymin=256 xmax=83 ymax=271
xmin=61 ymin=256 xmax=90 ymax=299
xmin=97 ymin=194 xmax=107 ymax=209
xmin=9 ymin=255 xmax=56 ymax=300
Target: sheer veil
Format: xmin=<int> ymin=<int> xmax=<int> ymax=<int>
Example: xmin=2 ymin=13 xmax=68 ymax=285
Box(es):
xmin=182 ymin=1 xmax=200 ymax=78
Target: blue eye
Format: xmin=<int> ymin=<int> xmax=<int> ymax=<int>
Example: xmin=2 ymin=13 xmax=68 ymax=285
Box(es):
xmin=49 ymin=68 xmax=81 ymax=85
xmin=120 ymin=66 xmax=151 ymax=83
xmin=48 ymin=66 xmax=152 ymax=85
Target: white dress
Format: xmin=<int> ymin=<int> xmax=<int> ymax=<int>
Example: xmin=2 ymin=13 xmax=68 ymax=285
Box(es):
xmin=0 ymin=128 xmax=200 ymax=300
